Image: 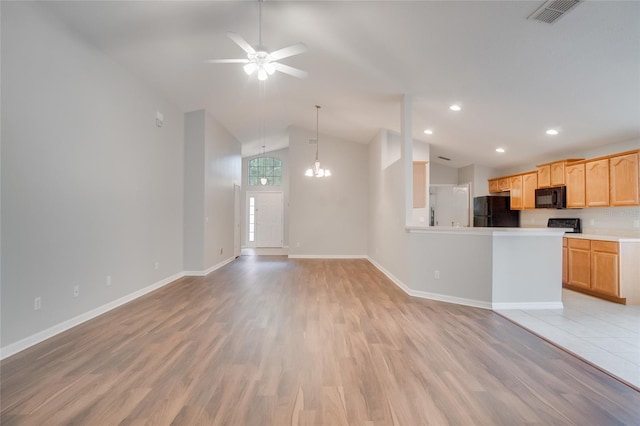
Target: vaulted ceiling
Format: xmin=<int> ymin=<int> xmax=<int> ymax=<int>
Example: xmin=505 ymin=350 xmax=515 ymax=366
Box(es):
xmin=41 ymin=1 xmax=640 ymax=168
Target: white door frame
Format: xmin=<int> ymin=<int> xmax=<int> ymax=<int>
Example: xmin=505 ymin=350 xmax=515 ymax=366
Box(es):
xmin=246 ymin=191 xmax=284 ymax=248
xmin=234 ymin=184 xmax=241 ymax=258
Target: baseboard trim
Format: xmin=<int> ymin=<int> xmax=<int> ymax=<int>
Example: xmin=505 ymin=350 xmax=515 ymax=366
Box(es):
xmin=366 ymin=257 xmax=491 ymax=310
xmin=288 ymin=254 xmax=368 ymax=259
xmin=0 ymin=271 xmax=185 ymax=360
xmin=493 ymin=302 xmax=564 ymax=310
xmin=366 ymin=257 xmax=412 ymax=294
xmin=183 ymin=257 xmax=235 ymax=277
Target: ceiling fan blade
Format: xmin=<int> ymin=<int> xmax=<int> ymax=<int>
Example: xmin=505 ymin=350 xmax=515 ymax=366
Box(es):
xmin=205 ymin=59 xmax=249 ymax=64
xmin=226 ymin=32 xmax=256 ymax=55
xmin=273 ymin=62 xmax=308 ymax=79
xmin=269 ymin=43 xmax=307 ymax=61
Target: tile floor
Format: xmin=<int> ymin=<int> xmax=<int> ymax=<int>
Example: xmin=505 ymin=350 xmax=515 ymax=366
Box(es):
xmin=497 ymin=289 xmax=640 ymax=389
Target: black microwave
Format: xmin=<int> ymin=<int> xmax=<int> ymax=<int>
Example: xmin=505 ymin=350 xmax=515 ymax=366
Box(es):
xmin=535 ymin=186 xmax=566 ymax=209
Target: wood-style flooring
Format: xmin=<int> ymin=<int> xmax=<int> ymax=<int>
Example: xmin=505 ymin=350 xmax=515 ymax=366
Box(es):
xmin=2 ymin=257 xmax=639 ymax=425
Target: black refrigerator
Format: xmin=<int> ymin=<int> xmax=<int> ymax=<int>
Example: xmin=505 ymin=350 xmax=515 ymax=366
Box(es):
xmin=473 ymin=196 xmax=520 ymax=227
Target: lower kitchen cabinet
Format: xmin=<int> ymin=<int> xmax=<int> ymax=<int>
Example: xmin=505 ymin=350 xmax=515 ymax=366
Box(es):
xmin=562 ymin=237 xmax=568 ymax=284
xmin=567 ymin=238 xmax=590 ymax=289
xmin=590 ymin=241 xmax=619 ymax=296
xmin=564 ymin=236 xmax=640 ymax=304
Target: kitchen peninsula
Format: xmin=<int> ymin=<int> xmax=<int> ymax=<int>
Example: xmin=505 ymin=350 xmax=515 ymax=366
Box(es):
xmin=405 ymin=227 xmax=566 ymax=310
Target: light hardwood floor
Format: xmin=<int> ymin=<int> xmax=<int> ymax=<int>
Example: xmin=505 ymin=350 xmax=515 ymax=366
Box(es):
xmin=2 ymin=257 xmax=639 ymax=425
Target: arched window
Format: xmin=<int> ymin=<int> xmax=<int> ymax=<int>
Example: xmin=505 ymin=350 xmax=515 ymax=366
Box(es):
xmin=248 ymin=157 xmax=282 ymax=186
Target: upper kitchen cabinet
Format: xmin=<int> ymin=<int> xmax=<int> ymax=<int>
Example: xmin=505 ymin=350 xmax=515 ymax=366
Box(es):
xmin=610 ymin=151 xmax=640 ymax=206
xmin=510 ymin=175 xmax=523 ymax=210
xmin=522 ymin=172 xmax=537 ymax=209
xmin=488 ymin=178 xmax=500 ymax=194
xmin=585 ymin=158 xmax=610 ymax=207
xmin=537 ymin=164 xmax=550 ymax=188
xmin=537 ymin=159 xmax=583 ymax=188
xmin=565 ymin=162 xmax=586 ymax=208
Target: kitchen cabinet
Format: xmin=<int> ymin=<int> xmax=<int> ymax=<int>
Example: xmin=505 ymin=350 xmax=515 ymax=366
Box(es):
xmin=562 ymin=237 xmax=568 ymax=284
xmin=550 ymin=161 xmax=567 ymax=186
xmin=412 ymin=161 xmax=427 ymax=208
xmin=509 ymin=175 xmax=523 ymax=210
xmin=488 ymin=179 xmax=500 ymax=194
xmin=498 ymin=177 xmax=510 ymax=192
xmin=522 ymin=172 xmax=537 ymax=209
xmin=537 ymin=164 xmax=550 ymax=188
xmin=610 ymin=152 xmax=639 ymax=206
xmin=567 ymin=238 xmax=590 ymax=289
xmin=565 ymin=162 xmax=586 ymax=208
xmin=585 ymin=158 xmax=610 ymax=207
xmin=564 ymin=236 xmax=640 ymax=304
xmin=590 ymin=241 xmax=619 ymax=297
xmin=537 ymin=159 xmax=582 ymax=188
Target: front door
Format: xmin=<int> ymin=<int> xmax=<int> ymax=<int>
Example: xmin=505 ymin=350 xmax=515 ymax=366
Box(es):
xmin=248 ymin=192 xmax=283 ymax=248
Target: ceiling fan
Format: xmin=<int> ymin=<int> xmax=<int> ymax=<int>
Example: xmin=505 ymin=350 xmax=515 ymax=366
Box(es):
xmin=205 ymin=0 xmax=307 ymax=80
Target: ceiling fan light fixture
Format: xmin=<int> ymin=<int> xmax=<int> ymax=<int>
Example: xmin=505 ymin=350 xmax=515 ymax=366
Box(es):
xmin=257 ymin=68 xmax=268 ymax=80
xmin=264 ymin=63 xmax=275 ymax=75
xmin=244 ymin=62 xmax=257 ymax=75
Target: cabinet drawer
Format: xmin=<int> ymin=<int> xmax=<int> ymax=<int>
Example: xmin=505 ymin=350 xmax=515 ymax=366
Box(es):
xmin=591 ymin=240 xmax=619 ymax=254
xmin=568 ymin=238 xmax=591 ymax=250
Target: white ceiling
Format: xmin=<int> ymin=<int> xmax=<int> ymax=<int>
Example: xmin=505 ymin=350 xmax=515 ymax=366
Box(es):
xmin=41 ymin=1 xmax=640 ymax=168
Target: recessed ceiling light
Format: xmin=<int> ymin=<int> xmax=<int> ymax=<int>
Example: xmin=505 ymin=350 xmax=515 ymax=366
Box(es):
xmin=449 ymin=104 xmax=461 ymax=111
xmin=424 ymin=129 xmax=433 ymax=135
xmin=496 ymin=148 xmax=505 ymax=153
xmin=546 ymin=129 xmax=559 ymax=135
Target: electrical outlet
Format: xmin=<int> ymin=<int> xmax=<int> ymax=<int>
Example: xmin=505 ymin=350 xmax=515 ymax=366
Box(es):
xmin=434 ymin=270 xmax=440 ymax=279
xmin=296 ymin=242 xmax=301 ymax=247
xmin=34 ymin=297 xmax=41 ymax=310
xmin=155 ymin=262 xmax=159 ymax=270
xmin=73 ymin=285 xmax=79 ymax=297
xmin=106 ymin=275 xmax=111 ymax=286
xmin=634 ymin=219 xmax=640 ymax=228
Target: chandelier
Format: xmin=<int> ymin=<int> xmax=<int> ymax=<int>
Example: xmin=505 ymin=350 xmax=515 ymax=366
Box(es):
xmin=305 ymin=105 xmax=331 ymax=178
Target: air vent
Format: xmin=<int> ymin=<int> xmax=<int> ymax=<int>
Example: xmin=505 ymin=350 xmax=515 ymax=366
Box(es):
xmin=528 ymin=0 xmax=581 ymax=24
xmin=438 ymin=156 xmax=451 ymax=161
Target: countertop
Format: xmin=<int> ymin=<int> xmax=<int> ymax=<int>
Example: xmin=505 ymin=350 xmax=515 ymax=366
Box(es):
xmin=406 ymin=226 xmax=568 ymax=236
xmin=563 ymin=233 xmax=640 ymax=243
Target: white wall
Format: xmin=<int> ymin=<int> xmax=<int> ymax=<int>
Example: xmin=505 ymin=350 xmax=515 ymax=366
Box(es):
xmin=1 ymin=3 xmax=184 ymax=347
xmin=430 ymin=162 xmax=459 ymax=184
xmin=241 ymin=147 xmax=289 ymax=247
xmin=288 ymin=127 xmax=368 ymax=257
xmin=204 ymin=112 xmax=242 ymax=267
xmin=184 ymin=110 xmax=241 ymax=271
xmin=368 ymin=130 xmax=410 ymax=285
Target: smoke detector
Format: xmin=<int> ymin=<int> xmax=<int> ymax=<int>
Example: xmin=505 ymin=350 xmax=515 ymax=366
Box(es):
xmin=528 ymin=0 xmax=582 ymax=24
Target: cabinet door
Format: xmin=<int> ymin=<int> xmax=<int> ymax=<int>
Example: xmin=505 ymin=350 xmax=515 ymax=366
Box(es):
xmin=562 ymin=241 xmax=568 ymax=284
xmin=522 ymin=172 xmax=537 ymax=209
xmin=488 ymin=179 xmax=500 ymax=194
xmin=565 ymin=163 xmax=586 ymax=208
xmin=586 ymin=159 xmax=610 ymax=207
xmin=550 ymin=162 xmax=565 ymax=186
xmin=610 ymin=152 xmax=639 ymax=206
xmin=591 ymin=248 xmax=619 ymax=297
xmin=510 ymin=175 xmax=523 ymax=210
xmin=537 ymin=165 xmax=551 ymax=188
xmin=568 ymin=239 xmax=590 ymax=288
xmin=498 ymin=178 xmax=511 ymax=192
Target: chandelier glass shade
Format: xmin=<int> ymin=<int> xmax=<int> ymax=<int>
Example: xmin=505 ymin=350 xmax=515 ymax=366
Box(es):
xmin=305 ymin=105 xmax=331 ymax=178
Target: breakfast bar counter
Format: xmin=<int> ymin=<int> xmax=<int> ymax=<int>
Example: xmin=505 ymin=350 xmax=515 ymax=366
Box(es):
xmin=405 ymin=227 xmax=567 ymax=310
